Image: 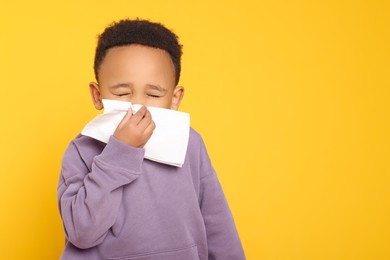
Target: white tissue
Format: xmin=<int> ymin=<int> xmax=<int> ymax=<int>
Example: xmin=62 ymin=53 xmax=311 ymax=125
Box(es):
xmin=81 ymin=99 xmax=190 ymax=167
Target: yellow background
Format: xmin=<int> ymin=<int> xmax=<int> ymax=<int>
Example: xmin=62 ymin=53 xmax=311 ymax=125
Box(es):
xmin=0 ymin=0 xmax=389 ymax=259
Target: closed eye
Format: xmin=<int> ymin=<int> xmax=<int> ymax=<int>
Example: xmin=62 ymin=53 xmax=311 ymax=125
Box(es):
xmin=116 ymin=93 xmax=130 ymax=96
xmin=147 ymin=94 xmax=161 ymax=98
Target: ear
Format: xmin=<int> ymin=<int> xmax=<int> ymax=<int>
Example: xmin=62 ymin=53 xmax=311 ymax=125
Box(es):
xmin=170 ymin=86 xmax=184 ymax=110
xmin=89 ymin=82 xmax=104 ymax=110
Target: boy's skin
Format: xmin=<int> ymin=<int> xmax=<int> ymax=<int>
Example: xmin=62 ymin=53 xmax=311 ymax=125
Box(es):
xmin=89 ymin=44 xmax=185 ymax=148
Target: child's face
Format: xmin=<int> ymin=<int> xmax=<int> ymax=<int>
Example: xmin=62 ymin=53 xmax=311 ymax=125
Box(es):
xmin=89 ymin=44 xmax=184 ymax=110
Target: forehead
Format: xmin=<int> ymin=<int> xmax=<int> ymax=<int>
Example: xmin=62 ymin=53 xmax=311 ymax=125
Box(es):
xmin=98 ymin=45 xmax=176 ymax=85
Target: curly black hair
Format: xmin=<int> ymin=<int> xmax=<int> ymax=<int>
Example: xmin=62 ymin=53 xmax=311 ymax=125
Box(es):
xmin=94 ymin=19 xmax=183 ymax=85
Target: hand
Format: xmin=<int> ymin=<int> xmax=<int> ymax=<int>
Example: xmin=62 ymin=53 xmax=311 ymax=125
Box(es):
xmin=113 ymin=106 xmax=156 ymax=148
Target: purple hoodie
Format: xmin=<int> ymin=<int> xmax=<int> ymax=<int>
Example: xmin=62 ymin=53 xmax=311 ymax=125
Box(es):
xmin=58 ymin=128 xmax=245 ymax=259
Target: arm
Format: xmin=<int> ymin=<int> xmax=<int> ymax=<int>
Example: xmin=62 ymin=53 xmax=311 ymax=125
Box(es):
xmin=198 ymin=141 xmax=246 ymax=259
xmin=58 ymin=136 xmax=144 ymax=249
xmin=58 ymin=106 xmax=155 ymax=249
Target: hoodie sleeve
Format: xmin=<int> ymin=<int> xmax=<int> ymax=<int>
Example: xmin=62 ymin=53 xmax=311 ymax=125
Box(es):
xmin=198 ymin=139 xmax=246 ymax=260
xmin=57 ymin=135 xmax=145 ymax=249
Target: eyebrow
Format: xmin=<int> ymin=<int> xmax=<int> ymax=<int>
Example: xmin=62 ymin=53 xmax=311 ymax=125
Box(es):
xmin=146 ymin=84 xmax=167 ymax=92
xmin=108 ymin=82 xmax=167 ymax=92
xmin=109 ymin=82 xmax=131 ymax=89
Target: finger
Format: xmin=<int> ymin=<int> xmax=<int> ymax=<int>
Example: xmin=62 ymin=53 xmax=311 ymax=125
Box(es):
xmin=137 ymin=109 xmax=153 ymax=130
xmin=130 ymin=106 xmax=147 ymax=125
xmin=116 ymin=107 xmax=133 ymax=129
xmin=143 ymin=119 xmax=156 ymax=138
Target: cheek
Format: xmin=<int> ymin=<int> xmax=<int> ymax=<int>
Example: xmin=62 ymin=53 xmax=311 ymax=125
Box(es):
xmin=146 ymin=97 xmax=172 ymax=109
xmin=100 ymin=89 xmax=116 ymax=99
xmin=99 ymin=91 xmax=129 ymax=102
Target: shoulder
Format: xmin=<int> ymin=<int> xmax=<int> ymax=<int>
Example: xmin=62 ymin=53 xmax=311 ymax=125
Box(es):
xmin=73 ymin=134 xmax=106 ymax=153
xmin=186 ymin=127 xmax=214 ymax=177
xmin=62 ymin=134 xmax=106 ymax=170
xmin=187 ymin=127 xmax=207 ymax=155
xmin=188 ymin=127 xmax=202 ymax=145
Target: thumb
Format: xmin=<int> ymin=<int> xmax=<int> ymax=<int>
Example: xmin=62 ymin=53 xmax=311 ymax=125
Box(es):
xmin=116 ymin=107 xmax=133 ymax=128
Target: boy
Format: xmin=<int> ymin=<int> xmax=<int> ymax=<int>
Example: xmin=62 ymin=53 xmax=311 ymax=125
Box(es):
xmin=58 ymin=19 xmax=245 ymax=260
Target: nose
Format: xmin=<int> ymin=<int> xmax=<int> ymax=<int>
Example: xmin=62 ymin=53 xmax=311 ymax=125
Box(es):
xmin=130 ymin=94 xmax=146 ymax=106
